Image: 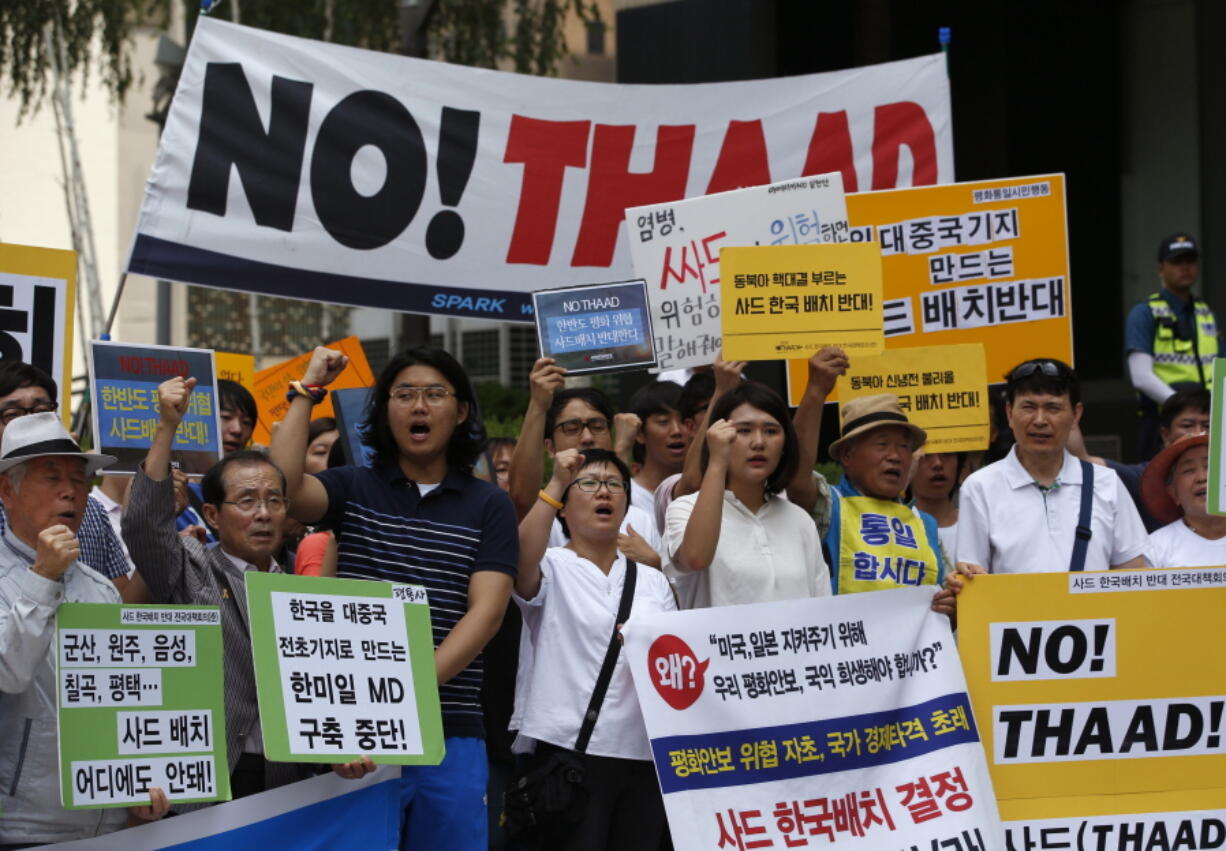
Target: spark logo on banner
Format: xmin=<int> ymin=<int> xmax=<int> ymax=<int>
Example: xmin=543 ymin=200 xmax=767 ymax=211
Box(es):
xmin=128 ymin=19 xmax=953 ymax=321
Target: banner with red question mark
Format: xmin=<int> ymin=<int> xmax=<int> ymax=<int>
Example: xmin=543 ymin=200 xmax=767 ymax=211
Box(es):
xmin=622 ymin=586 xmax=1002 ymax=850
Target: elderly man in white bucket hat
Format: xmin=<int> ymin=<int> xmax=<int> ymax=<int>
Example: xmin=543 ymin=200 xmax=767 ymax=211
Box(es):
xmin=0 ymin=412 xmax=167 ymax=847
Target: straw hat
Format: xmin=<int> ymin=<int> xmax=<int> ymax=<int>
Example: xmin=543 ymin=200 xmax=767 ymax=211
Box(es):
xmin=829 ymin=394 xmax=927 ymax=460
xmin=0 ymin=412 xmax=115 ymax=478
xmin=1140 ymin=432 xmax=1209 ymax=525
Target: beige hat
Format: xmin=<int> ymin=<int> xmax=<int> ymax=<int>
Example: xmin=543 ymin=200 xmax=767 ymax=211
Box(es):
xmin=829 ymin=394 xmax=927 ymax=460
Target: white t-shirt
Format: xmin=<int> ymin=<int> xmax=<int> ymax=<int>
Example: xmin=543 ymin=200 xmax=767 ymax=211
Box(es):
xmin=663 ymin=490 xmax=831 ymax=608
xmin=958 ymin=448 xmax=1150 ymax=573
xmin=937 ymin=522 xmax=958 ymax=568
xmin=1148 ymin=519 xmax=1226 ymax=568
xmin=513 ymin=548 xmax=675 ymax=760
xmin=630 ymin=479 xmax=657 ymax=532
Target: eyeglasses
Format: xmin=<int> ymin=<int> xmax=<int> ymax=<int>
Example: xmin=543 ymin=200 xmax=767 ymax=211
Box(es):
xmin=389 ymin=385 xmax=455 ymax=405
xmin=222 ymin=495 xmax=291 ymax=514
xmin=1009 ymin=361 xmax=1063 ymax=381
xmin=0 ymin=401 xmax=57 ymax=425
xmin=553 ymin=417 xmax=610 ymax=437
xmin=571 ymin=477 xmax=628 ymax=494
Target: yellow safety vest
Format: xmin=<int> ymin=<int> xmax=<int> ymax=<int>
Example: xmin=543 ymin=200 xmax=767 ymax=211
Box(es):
xmin=835 ymin=496 xmax=941 ymax=594
xmin=1148 ymin=293 xmax=1218 ymax=388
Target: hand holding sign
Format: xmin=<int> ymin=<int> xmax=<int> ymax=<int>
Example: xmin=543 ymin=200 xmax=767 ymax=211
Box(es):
xmin=302 ymin=346 xmax=350 ymax=388
xmin=529 ymin=357 xmax=567 ymax=408
xmin=713 ymin=353 xmax=747 ymax=398
xmin=807 ymin=346 xmax=849 ymax=398
xmin=34 ymin=524 xmax=80 ymax=580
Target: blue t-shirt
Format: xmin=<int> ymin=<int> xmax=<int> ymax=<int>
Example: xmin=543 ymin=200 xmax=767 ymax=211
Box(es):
xmin=314 ymin=463 xmax=518 ymax=738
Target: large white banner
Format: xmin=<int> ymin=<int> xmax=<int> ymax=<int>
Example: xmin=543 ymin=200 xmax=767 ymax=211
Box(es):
xmin=127 ymin=18 xmax=952 ymax=321
xmin=622 ymin=588 xmax=1002 ymax=850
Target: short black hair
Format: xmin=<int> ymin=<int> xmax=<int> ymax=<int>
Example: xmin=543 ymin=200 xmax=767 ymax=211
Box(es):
xmin=699 ymin=381 xmax=799 ymax=494
xmin=629 ymin=381 xmax=682 ymax=463
xmin=217 ymin=379 xmax=257 ymax=423
xmin=556 ymin=448 xmax=633 ymax=539
xmin=487 ymin=437 xmax=516 ymax=454
xmin=0 ymin=361 xmax=56 ymax=401
xmin=1003 ymin=358 xmax=1080 ymax=406
xmin=362 ymin=346 xmax=485 ymax=473
xmin=544 ymin=388 xmax=615 ymax=441
xmin=201 ymin=449 xmax=286 ymax=505
xmin=679 ymin=371 xmax=715 ymax=421
xmin=1160 ymin=387 xmax=1211 ymax=430
xmin=307 ymin=416 xmax=338 ymax=443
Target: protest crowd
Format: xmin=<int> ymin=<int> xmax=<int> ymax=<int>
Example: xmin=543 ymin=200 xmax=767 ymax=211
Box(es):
xmin=0 ymin=223 xmax=1220 ymax=848
xmin=2 ymin=12 xmax=1222 ymax=848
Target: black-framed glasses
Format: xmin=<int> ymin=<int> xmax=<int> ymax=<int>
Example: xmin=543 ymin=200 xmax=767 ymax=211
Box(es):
xmin=571 ymin=477 xmax=628 ymax=494
xmin=553 ymin=417 xmax=610 ymax=437
xmin=389 ymin=385 xmax=455 ymax=405
xmin=1009 ymin=361 xmax=1063 ymax=382
xmin=0 ymin=401 xmax=57 ymax=426
xmin=222 ymin=495 xmax=291 ymax=514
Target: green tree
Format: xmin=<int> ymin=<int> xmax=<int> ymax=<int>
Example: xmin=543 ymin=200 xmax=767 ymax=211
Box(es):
xmin=1 ymin=0 xmax=601 ymax=118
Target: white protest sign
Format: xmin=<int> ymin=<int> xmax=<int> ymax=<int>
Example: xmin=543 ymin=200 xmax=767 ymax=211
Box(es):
xmin=625 ymin=174 xmax=850 ymax=371
xmin=622 ymin=588 xmax=1003 ymax=850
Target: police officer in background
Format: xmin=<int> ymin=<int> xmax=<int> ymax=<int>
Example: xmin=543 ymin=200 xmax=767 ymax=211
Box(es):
xmin=1125 ymin=233 xmax=1220 ymax=460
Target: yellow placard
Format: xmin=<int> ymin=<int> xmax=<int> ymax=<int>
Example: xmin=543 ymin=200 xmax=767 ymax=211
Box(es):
xmin=0 ymin=243 xmax=77 ymax=425
xmin=251 ymin=336 xmax=376 ymax=446
xmin=215 ymin=351 xmax=255 ymax=388
xmin=958 ymin=569 xmax=1226 ymax=823
xmin=790 ymin=344 xmax=989 ymax=452
xmin=719 ymin=243 xmax=884 ymax=361
xmin=788 ymin=175 xmax=1072 ymax=402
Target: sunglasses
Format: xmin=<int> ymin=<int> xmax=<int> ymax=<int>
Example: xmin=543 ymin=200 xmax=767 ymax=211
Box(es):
xmin=1009 ymin=361 xmax=1064 ymax=381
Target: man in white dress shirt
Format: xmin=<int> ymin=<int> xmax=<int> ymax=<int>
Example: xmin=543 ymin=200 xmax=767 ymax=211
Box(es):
xmin=957 ymin=359 xmax=1149 ymax=575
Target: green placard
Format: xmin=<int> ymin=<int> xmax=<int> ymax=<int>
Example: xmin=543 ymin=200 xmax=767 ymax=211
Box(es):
xmin=56 ymin=604 xmax=230 ymax=809
xmin=1210 ymin=358 xmax=1226 ymax=515
xmin=246 ymin=573 xmax=444 ymax=765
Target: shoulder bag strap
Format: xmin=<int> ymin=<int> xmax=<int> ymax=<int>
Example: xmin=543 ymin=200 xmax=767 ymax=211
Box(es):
xmin=1069 ymin=460 xmax=1094 ymax=572
xmin=574 ymin=558 xmax=638 ymax=753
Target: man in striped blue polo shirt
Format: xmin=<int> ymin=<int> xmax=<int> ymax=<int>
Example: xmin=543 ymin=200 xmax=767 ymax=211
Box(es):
xmin=272 ymin=345 xmax=517 ymax=851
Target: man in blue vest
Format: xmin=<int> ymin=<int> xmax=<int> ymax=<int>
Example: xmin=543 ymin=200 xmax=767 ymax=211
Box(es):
xmin=1125 ymin=233 xmax=1220 ymax=460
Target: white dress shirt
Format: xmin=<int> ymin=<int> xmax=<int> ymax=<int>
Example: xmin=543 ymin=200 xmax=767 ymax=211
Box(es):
xmin=958 ymin=448 xmax=1150 ymax=573
xmin=663 ymin=490 xmax=831 ymax=608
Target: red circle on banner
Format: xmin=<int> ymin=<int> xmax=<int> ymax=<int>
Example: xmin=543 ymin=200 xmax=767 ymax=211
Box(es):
xmin=647 ymin=634 xmax=709 ymax=710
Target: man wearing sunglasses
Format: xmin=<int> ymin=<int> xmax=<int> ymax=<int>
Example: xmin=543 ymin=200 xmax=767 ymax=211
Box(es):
xmin=123 ymin=375 xmax=310 ymax=807
xmin=0 ymin=361 xmax=132 ymax=592
xmin=955 ymin=359 xmax=1149 ymax=577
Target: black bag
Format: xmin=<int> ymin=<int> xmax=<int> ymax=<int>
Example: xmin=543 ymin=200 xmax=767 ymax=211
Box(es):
xmin=503 ymin=559 xmax=638 ymax=842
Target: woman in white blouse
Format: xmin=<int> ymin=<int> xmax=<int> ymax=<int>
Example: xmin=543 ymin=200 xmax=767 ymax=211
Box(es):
xmin=515 ymin=447 xmax=675 ymax=849
xmin=666 ymin=382 xmax=832 ymax=608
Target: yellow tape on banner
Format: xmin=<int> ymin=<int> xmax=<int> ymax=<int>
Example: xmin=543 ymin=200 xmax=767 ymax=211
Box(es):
xmin=719 ymin=243 xmax=884 ymax=361
xmin=958 ymin=570 xmax=1226 ymax=822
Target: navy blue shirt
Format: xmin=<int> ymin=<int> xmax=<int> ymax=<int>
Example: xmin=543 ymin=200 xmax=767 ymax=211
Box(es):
xmin=314 ymin=463 xmax=518 ymax=739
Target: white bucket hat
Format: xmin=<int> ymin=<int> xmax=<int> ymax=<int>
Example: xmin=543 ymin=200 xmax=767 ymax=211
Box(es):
xmin=0 ymin=411 xmax=115 ymax=477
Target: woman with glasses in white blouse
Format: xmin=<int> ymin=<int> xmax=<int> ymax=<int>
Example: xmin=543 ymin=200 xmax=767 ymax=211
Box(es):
xmin=513 ymin=447 xmax=675 ymax=850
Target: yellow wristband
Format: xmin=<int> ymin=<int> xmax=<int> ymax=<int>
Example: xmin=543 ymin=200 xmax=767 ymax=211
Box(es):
xmin=537 ymin=490 xmax=563 ymax=510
